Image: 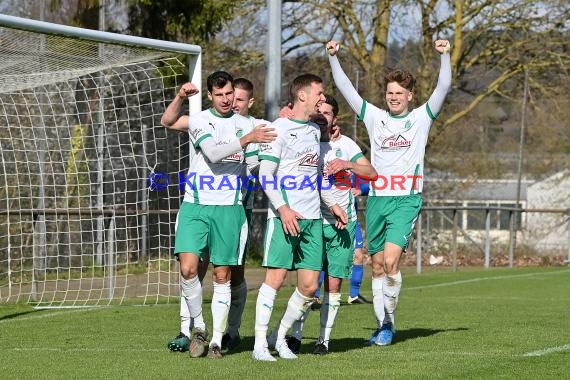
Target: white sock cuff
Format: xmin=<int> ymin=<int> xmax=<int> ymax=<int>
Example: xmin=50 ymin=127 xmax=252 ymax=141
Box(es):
xmin=213 ymin=281 xmax=231 ymax=294
xmin=327 ymin=292 xmax=342 ymax=304
xmin=259 ymin=283 xmax=277 ymax=298
xmin=294 ymin=287 xmax=313 ymax=302
xmin=181 ymin=276 xmax=199 ymax=288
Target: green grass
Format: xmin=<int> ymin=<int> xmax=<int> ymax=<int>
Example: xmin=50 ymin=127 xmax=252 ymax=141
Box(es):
xmin=1 ymin=267 xmax=569 ymax=379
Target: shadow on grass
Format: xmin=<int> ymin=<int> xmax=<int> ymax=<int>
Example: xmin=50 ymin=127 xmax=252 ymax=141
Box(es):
xmin=0 ymin=309 xmax=41 ymax=321
xmin=223 ymin=327 xmax=468 ymax=356
xmin=390 ymin=327 xmax=468 ymax=344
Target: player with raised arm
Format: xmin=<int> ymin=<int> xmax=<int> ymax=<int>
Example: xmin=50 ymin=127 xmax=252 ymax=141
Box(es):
xmin=163 ymin=77 xmax=269 ymax=354
xmin=326 ymin=39 xmax=452 ymax=346
xmin=252 ymin=74 xmax=347 ymax=361
xmin=285 ymin=95 xmax=377 ymax=355
xmin=161 ymin=71 xmax=276 ymax=359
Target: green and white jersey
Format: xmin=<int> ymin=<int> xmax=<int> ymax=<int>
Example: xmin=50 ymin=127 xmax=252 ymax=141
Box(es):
xmin=259 ymin=118 xmax=321 ymax=219
xmin=360 ymin=102 xmax=436 ymax=196
xmin=242 ymin=116 xmax=268 ymax=210
xmin=184 ymin=108 xmax=257 ymax=205
xmin=319 ymin=135 xmax=364 ymax=224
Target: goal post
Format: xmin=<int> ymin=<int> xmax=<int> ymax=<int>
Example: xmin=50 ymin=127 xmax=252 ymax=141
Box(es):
xmin=0 ymin=14 xmax=201 ymax=307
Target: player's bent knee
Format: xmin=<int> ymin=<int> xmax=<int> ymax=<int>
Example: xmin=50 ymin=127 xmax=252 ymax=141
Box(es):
xmin=180 ymin=268 xmax=198 ymax=280
xmin=383 ymin=258 xmax=400 ymax=275
xmin=212 ymin=266 xmax=231 ymax=283
xmin=301 ymin=283 xmax=318 ymax=297
xmin=179 ymin=265 xmax=198 ymax=280
xmin=372 ymin=261 xmax=384 ymax=277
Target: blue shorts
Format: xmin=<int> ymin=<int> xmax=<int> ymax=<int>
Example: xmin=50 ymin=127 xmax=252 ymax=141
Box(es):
xmin=354 ymin=221 xmax=364 ymax=249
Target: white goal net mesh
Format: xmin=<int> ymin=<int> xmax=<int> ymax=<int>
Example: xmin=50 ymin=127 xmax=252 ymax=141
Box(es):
xmin=0 ymin=23 xmax=195 ymax=307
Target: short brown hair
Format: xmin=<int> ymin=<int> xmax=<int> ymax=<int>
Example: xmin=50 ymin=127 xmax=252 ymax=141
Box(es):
xmin=289 ymin=73 xmax=323 ymax=104
xmin=384 ymin=69 xmax=415 ymax=92
xmin=207 ymin=71 xmax=233 ymax=92
xmin=234 ymin=77 xmax=254 ymax=98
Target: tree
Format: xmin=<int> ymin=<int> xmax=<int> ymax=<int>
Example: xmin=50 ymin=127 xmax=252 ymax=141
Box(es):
xmin=125 ymin=0 xmax=237 ymax=43
xmin=279 ymin=0 xmax=568 ymax=121
xmin=279 ymin=0 xmax=392 ymax=104
xmin=44 ymin=0 xmax=236 ymax=44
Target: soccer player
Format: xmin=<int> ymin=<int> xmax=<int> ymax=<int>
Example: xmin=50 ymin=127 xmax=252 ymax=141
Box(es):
xmin=326 ymin=39 xmax=452 ymax=345
xmin=312 ymin=176 xmax=371 ymax=307
xmin=165 ymin=77 xmax=269 ymax=354
xmin=222 ymin=77 xmax=270 ymax=351
xmin=161 ymin=71 xmax=276 ymax=359
xmin=252 ymin=74 xmax=347 ymax=361
xmin=285 ymin=95 xmax=377 ymax=355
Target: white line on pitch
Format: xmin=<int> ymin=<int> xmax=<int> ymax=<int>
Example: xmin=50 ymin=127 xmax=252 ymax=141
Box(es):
xmin=522 ymin=343 xmax=570 ymax=357
xmin=0 ymin=307 xmax=105 ymax=324
xmin=406 ymin=269 xmax=570 ymax=291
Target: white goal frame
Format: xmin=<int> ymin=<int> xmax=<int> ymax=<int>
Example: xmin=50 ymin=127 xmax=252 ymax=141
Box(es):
xmin=0 ymin=14 xmax=201 ymax=308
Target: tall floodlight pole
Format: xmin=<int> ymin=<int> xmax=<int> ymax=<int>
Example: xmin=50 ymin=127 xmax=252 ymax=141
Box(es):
xmin=510 ymin=69 xmax=529 ymax=267
xmin=265 ymin=0 xmax=282 ymax=121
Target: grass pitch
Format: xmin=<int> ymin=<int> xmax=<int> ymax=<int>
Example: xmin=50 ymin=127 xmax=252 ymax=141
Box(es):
xmin=1 ymin=267 xmax=569 ymax=379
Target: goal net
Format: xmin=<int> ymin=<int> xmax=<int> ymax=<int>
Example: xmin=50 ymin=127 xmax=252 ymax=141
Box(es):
xmin=0 ymin=15 xmax=201 ymax=307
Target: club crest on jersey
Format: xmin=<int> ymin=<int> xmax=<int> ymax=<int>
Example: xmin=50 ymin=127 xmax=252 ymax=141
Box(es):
xmin=335 ymin=148 xmax=342 ymax=157
xmin=381 ymin=134 xmax=412 ymax=150
xmin=404 ymin=120 xmax=412 ymax=129
xmin=236 ymin=128 xmax=244 ymax=137
xmin=314 ymin=133 xmax=319 ymax=143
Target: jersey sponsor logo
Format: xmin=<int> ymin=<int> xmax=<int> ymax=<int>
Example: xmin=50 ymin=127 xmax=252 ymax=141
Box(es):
xmin=299 ymin=153 xmax=319 ymax=167
xmin=189 ymin=128 xmax=203 ymax=139
xmin=259 ymin=143 xmax=273 ymax=153
xmin=222 ymin=152 xmax=243 ymax=162
xmin=298 ymin=149 xmax=319 ymax=169
xmin=381 ymin=134 xmax=412 ymax=150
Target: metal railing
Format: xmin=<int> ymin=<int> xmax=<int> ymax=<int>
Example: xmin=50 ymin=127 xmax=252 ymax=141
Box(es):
xmin=414 ymin=206 xmax=569 ymax=273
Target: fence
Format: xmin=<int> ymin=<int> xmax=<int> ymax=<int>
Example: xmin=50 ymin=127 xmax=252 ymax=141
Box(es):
xmin=413 ymin=206 xmax=570 ymax=274
xmin=243 ymin=203 xmax=570 ymax=272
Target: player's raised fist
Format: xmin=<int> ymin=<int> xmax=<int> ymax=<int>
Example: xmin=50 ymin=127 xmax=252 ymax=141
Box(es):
xmin=326 ymin=40 xmax=340 ymax=56
xmin=178 ymin=82 xmax=199 ymax=98
xmin=435 ymin=40 xmax=451 ymax=54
